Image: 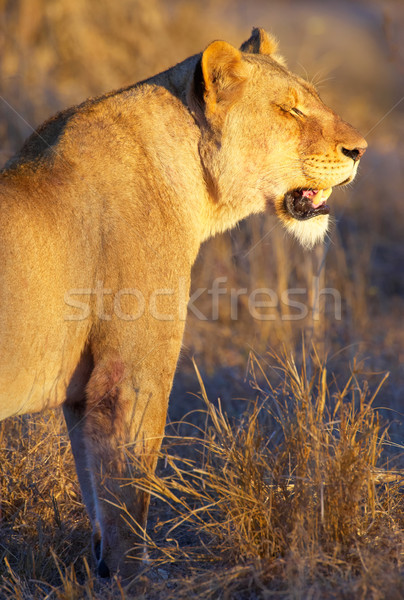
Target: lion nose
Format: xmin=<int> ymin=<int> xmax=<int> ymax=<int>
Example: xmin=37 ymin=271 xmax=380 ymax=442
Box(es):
xmin=340 ymin=145 xmax=367 ymax=162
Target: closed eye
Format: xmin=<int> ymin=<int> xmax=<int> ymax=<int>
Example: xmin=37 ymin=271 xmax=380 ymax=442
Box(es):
xmin=290 ymin=107 xmax=305 ymax=118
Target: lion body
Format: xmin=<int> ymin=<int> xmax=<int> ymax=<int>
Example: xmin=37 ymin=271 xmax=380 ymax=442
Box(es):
xmin=0 ymin=29 xmax=366 ymax=576
xmin=0 ymin=81 xmax=203 ymax=421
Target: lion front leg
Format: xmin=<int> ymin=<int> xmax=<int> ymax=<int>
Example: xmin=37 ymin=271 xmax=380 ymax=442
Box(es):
xmin=83 ymin=356 xmax=172 ymax=579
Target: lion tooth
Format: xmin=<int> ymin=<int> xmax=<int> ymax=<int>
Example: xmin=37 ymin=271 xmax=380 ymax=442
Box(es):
xmin=311 ymin=190 xmax=323 ymax=208
xmin=322 ymin=188 xmax=332 ymax=201
xmin=311 ymin=188 xmax=332 ymax=208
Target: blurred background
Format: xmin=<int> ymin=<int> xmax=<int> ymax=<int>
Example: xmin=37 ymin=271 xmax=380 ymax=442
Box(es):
xmin=0 ymin=0 xmax=403 ymax=442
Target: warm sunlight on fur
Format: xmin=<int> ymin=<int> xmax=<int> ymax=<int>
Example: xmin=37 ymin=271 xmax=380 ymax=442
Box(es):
xmin=0 ymin=26 xmax=367 ymax=579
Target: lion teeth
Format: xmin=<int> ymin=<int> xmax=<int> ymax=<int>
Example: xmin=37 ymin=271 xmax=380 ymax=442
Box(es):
xmin=322 ymin=188 xmax=332 ymax=201
xmin=312 ymin=188 xmax=332 ymax=208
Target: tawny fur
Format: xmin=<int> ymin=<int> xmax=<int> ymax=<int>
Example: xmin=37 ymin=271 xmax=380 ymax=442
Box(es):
xmin=0 ymin=27 xmax=366 ymax=577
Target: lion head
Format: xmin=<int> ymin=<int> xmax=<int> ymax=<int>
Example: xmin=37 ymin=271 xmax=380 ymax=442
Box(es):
xmin=188 ymin=27 xmax=367 ymax=248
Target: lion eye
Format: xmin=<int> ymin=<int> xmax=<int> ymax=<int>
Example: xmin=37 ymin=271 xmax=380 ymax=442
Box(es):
xmin=290 ymin=107 xmax=305 ymax=118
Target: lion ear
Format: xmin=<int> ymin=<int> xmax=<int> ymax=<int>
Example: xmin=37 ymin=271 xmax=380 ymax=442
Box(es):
xmin=240 ymin=27 xmax=278 ymax=55
xmin=240 ymin=27 xmax=287 ymax=66
xmin=191 ymin=40 xmax=247 ymax=125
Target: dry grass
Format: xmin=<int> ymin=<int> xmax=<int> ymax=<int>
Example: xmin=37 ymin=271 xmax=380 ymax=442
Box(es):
xmin=0 ymin=0 xmax=403 ymax=597
xmin=1 ymin=351 xmax=402 ymax=599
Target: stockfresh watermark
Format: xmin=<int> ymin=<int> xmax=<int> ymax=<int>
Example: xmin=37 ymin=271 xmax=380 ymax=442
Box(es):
xmin=64 ymin=277 xmax=342 ymax=323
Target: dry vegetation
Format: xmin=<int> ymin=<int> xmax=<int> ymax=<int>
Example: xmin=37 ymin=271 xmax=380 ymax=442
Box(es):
xmin=1 ymin=352 xmax=403 ymax=599
xmin=0 ymin=0 xmax=403 ymax=598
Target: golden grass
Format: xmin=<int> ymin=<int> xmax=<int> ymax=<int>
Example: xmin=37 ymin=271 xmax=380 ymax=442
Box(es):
xmin=126 ymin=351 xmax=402 ymax=598
xmin=1 ymin=351 xmax=401 ymax=599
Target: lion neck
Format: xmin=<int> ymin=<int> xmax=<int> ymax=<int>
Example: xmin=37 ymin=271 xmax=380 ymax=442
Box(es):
xmin=144 ymin=55 xmax=266 ymax=243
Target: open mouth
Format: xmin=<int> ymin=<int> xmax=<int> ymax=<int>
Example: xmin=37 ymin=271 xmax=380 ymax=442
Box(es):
xmin=284 ymin=188 xmax=332 ymax=221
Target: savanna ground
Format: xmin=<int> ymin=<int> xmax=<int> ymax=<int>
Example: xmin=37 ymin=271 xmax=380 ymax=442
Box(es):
xmin=0 ymin=0 xmax=403 ymax=598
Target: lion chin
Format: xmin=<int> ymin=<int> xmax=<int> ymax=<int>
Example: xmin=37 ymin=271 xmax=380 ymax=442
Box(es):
xmin=284 ymin=214 xmax=329 ymax=249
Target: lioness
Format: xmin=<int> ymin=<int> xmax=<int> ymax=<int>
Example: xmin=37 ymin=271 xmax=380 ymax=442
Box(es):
xmin=0 ymin=28 xmax=366 ymax=577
